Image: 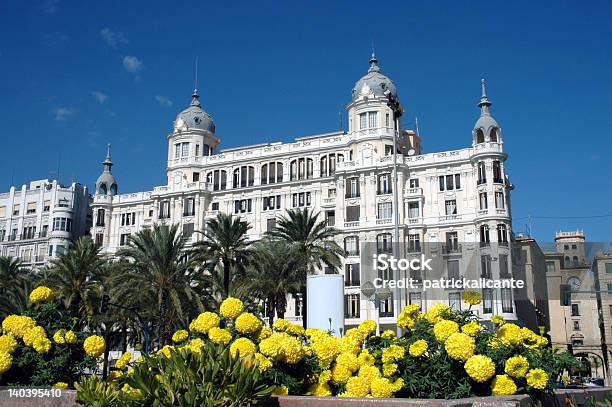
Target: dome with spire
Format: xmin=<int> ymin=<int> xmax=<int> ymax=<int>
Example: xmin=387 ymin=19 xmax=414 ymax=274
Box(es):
xmin=95 ymin=144 xmax=118 ymax=196
xmin=473 ymin=79 xmax=501 ymax=144
xmin=351 ymin=53 xmax=397 ymax=102
xmin=173 ymin=90 xmax=215 ymax=133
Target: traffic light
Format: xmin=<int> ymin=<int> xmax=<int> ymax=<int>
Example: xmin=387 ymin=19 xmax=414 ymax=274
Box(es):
xmin=100 ymin=294 xmax=110 ymax=314
xmin=560 ymin=284 xmax=571 ymax=306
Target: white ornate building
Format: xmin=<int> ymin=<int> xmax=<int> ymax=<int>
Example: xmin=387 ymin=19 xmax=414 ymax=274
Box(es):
xmin=92 ymin=54 xmax=517 ymax=329
xmin=0 ymin=179 xmax=91 ymax=267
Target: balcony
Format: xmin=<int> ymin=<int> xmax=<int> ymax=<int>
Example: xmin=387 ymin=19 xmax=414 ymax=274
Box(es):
xmin=344 ymin=221 xmax=360 ymax=228
xmin=321 ymin=197 xmax=336 ymax=207
xmin=376 ymin=218 xmax=392 ymax=225
xmin=480 ymin=241 xmax=491 ymax=248
xmin=439 ymin=214 xmax=462 ymax=222
xmin=404 ymin=187 xmax=423 ymax=197
xmin=442 ymin=244 xmax=462 ymax=255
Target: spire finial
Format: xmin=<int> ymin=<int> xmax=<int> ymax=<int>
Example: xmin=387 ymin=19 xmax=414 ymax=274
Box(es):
xmin=102 ymin=143 xmax=113 ymax=171
xmin=194 ymin=57 xmax=199 ymax=93
xmin=478 ymin=78 xmax=491 ymax=110
xmin=106 ymin=143 xmax=111 ymax=160
xmin=368 ymin=46 xmax=380 ymax=73
xmin=190 ymin=57 xmax=201 ymax=107
xmin=481 ymin=78 xmax=487 ymax=98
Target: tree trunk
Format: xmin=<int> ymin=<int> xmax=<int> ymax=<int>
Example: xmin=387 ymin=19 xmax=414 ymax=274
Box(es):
xmin=158 ymin=293 xmax=165 ymax=349
xmin=300 ymin=285 xmax=308 ymax=329
xmin=267 ymin=297 xmax=275 ymax=327
xmin=223 ymin=256 xmax=231 ymax=298
xmin=121 ymin=321 xmax=128 ymax=353
xmin=102 ymin=327 xmax=110 ymax=380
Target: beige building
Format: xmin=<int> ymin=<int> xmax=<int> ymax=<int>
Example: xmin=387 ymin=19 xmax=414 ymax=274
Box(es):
xmin=593 ymin=249 xmax=612 ymax=379
xmin=546 ymin=231 xmax=605 ymax=379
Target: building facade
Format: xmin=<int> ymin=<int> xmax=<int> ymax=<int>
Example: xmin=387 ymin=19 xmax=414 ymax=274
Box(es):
xmin=0 ymin=179 xmax=91 ymax=267
xmin=593 ymin=249 xmax=612 ymax=379
xmin=92 ymin=55 xmax=517 ymax=329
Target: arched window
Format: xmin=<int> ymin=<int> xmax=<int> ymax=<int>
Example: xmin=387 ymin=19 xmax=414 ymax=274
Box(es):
xmin=377 ymin=173 xmax=392 ymax=194
xmin=233 ymin=166 xmax=255 ymax=188
xmin=573 ymin=256 xmax=579 ymax=266
xmin=320 ymin=157 xmax=327 ymax=177
xmin=290 ymin=158 xmax=313 ymax=181
xmin=564 ymin=256 xmax=571 ymax=267
xmin=261 ymin=162 xmax=283 ymax=184
xmin=110 ymin=184 xmax=118 ymax=195
xmin=207 ymin=170 xmax=227 ymax=191
xmin=490 ymin=128 xmax=499 ymax=142
xmin=476 ymin=129 xmax=485 ymax=144
xmin=261 ymin=164 xmax=268 ymax=185
xmin=99 ymin=184 xmax=107 ymax=195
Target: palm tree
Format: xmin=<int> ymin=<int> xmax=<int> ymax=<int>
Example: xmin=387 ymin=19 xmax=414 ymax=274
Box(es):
xmin=45 ymin=237 xmax=107 ymax=322
xmin=191 ymin=213 xmax=253 ymax=298
xmin=246 ymin=238 xmax=304 ymax=326
xmin=0 ymin=278 xmax=34 ymax=318
xmin=267 ymin=208 xmax=344 ymax=328
xmin=0 ymin=256 xmax=25 ymax=295
xmin=117 ymin=224 xmax=205 ymax=347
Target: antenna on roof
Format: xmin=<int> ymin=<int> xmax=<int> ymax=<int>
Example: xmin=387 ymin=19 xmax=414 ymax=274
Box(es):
xmin=194 ymin=57 xmax=199 ymax=92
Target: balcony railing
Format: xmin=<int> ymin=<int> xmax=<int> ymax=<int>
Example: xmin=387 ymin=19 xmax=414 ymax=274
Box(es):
xmin=376 ymin=218 xmax=392 ymax=225
xmin=344 ymin=221 xmax=360 ymax=228
xmin=480 ymin=241 xmax=491 ymax=248
xmin=442 ymin=244 xmax=462 ymax=254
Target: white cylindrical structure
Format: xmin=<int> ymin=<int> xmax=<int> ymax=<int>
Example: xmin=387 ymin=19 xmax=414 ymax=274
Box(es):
xmin=307 ymin=274 xmax=344 ymax=336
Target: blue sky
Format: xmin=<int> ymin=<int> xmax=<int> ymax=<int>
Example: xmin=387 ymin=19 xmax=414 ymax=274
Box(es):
xmin=1 ymin=1 xmax=611 ymax=242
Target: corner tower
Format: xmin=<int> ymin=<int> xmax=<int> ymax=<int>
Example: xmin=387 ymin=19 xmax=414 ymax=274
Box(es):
xmin=473 ymin=79 xmax=502 ymax=145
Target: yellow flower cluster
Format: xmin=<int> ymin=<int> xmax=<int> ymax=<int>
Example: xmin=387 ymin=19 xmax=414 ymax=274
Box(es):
xmin=491 ymin=315 xmax=505 ymax=325
xmin=491 ymin=374 xmax=517 ymax=395
xmin=273 ymin=319 xmax=305 ymax=337
xmin=208 ymin=327 xmax=232 ymax=345
xmin=29 ymin=286 xmax=54 ymax=304
xmin=461 ymin=320 xmax=481 ymax=337
xmin=230 ymin=337 xmax=256 ymax=357
xmin=2 ymin=315 xmax=36 ymax=338
xmin=462 ymin=291 xmax=482 ymax=305
xmin=53 ymin=329 xmax=67 ymax=344
xmin=185 ymin=338 xmax=205 ymax=353
xmin=497 ymin=323 xmax=523 ymax=347
xmin=409 ymin=339 xmax=428 ymax=358
xmin=64 ymin=330 xmax=77 ymax=344
xmin=397 ymin=304 xmax=420 ymax=329
xmin=445 ymin=333 xmax=475 ymax=362
xmin=433 ymin=319 xmax=459 ymax=342
xmin=22 ymin=326 xmax=52 ymax=354
xmin=235 ymin=312 xmax=263 ymax=334
xmin=380 ymin=329 xmax=395 ymax=339
xmin=381 ymin=344 xmax=404 ymax=364
xmin=464 ymin=355 xmax=496 ymax=383
xmin=526 ymin=368 xmax=548 ymax=390
xmin=53 ymin=382 xmax=69 ymax=389
xmin=115 ymin=352 xmax=132 ymax=370
xmin=309 ymin=334 xmax=340 ymax=368
xmin=259 ymin=332 xmax=304 ymax=364
xmin=0 ymin=350 xmax=12 ymax=374
xmin=0 ymin=335 xmax=18 ymax=354
xmin=505 ymin=355 xmax=529 ymax=378
xmin=172 ymin=329 xmax=188 ymax=343
xmin=189 ymin=312 xmax=220 ymax=334
xmin=83 ymin=335 xmax=106 ymax=358
xmin=219 ymin=297 xmax=244 ymax=320
xmin=255 ymin=352 xmax=273 ymax=372
xmin=425 ymin=303 xmax=450 ymax=324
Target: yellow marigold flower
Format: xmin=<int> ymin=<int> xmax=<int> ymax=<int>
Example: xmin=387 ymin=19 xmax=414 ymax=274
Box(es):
xmin=53 ymin=382 xmax=68 ymax=389
xmin=526 ymin=368 xmax=548 ymax=390
xmin=230 ymin=337 xmax=256 ymax=358
xmin=561 ymin=375 xmax=570 ymax=385
xmin=397 ymin=304 xmax=420 ymax=329
xmin=381 ymin=344 xmax=405 ymax=364
xmin=345 ymin=376 xmax=370 ymax=398
xmin=382 ymin=362 xmax=398 ymax=377
xmin=189 ymin=312 xmax=220 ymax=334
xmin=172 ymin=329 xmax=188 ymax=343
xmin=115 ymin=352 xmax=132 ymax=370
xmin=338 ymin=336 xmax=361 ymax=355
xmin=109 ymin=370 xmax=122 ymax=381
xmin=309 ymin=382 xmax=332 ymax=397
xmin=491 ymin=374 xmax=517 ymax=396
xmin=272 ymin=385 xmax=288 ymax=396
xmin=344 ymin=328 xmax=367 ymax=345
xmin=491 ymin=315 xmax=505 ymax=325
xmin=409 ymin=339 xmax=428 ymax=358
xmin=258 ymin=326 xmax=272 ymax=341
xmin=391 ymin=378 xmax=404 ymax=392
xmin=219 ymin=297 xmax=244 ymax=320
xmin=303 ymin=345 xmax=313 ymax=357
xmin=259 ymin=332 xmax=286 ymax=360
xmin=280 ymin=334 xmax=304 ymax=364
xmin=380 ymin=329 xmax=396 ymax=339
xmin=33 ymin=337 xmax=51 ymax=354
xmin=357 ymin=349 xmax=375 ymax=366
xmin=186 ymin=338 xmax=205 ymax=353
xmin=370 ymin=377 xmax=395 ymax=398
xmin=311 ymin=335 xmax=340 ymax=368
xmin=2 ymin=315 xmax=36 ymax=338
xmin=462 ymin=291 xmax=482 ymax=305
xmin=445 ymin=332 xmax=475 ymax=362
xmin=461 ymin=321 xmax=481 ymax=337
xmin=235 ymin=312 xmax=263 ymax=335
xmin=156 ymin=345 xmax=174 ymax=358
xmin=305 ymin=327 xmax=327 ymax=341
xmin=0 ymin=335 xmax=18 ymax=354
xmin=433 ymin=319 xmax=459 ymax=342
xmin=498 ymin=323 xmax=523 ymax=348
xmin=83 ymin=335 xmax=106 ymax=358
xmin=0 ymin=350 xmax=12 ymax=374
xmin=464 ymin=355 xmax=496 ymax=383
xmin=331 ymin=363 xmax=352 ymax=384
xmin=208 ymin=327 xmax=232 ymax=345
xmin=336 ymin=352 xmax=360 ymax=372
xmin=23 ymin=326 xmax=47 ymax=347
xmin=521 ymin=327 xmax=542 ymax=349
xmin=29 ymin=286 xmax=54 ymax=304
xmin=425 ymin=303 xmax=450 ymax=324
xmin=64 ymin=330 xmax=77 ymax=344
xmin=504 ymin=355 xmax=529 ymax=378
xmin=53 ymin=329 xmax=66 ymax=344
xmin=358 ymin=364 xmax=381 ymax=383
xmin=255 ymin=353 xmax=272 ymax=372
xmin=318 ymin=370 xmax=332 ymax=384
xmin=358 ymin=320 xmax=377 ymax=336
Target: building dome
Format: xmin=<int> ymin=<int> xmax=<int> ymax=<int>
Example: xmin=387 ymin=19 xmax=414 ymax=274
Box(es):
xmin=95 ymin=144 xmax=118 ymax=196
xmin=173 ymin=90 xmax=215 ymax=133
xmin=351 ymin=53 xmax=397 ymax=102
xmin=473 ymin=79 xmax=502 ymax=144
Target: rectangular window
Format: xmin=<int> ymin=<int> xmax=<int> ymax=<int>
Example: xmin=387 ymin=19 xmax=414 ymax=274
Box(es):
xmin=346 ymin=205 xmax=360 ymax=222
xmin=120 ymin=233 xmax=130 ymax=246
xmin=345 ymin=178 xmax=360 ymax=198
xmin=571 ymin=303 xmax=580 ymax=316
xmin=445 ymin=200 xmax=457 ymax=215
xmin=43 ymin=200 xmax=50 ymax=212
xmin=326 ymin=210 xmax=335 ymax=226
xmin=439 ymin=176 xmax=445 ymax=191
xmin=408 ymin=202 xmax=419 ymax=219
xmin=183 ymin=198 xmax=195 ymax=216
xmin=495 ymin=192 xmax=505 ymax=209
xmin=447 ymin=260 xmax=460 ymax=279
xmin=449 ymin=292 xmax=461 ymax=311
xmin=266 ymin=218 xmax=276 ymax=232
xmin=481 ymin=255 xmax=492 ymax=279
xmin=192 ymin=172 xmax=200 ymax=182
xmin=408 ymin=234 xmax=421 ymax=253
xmin=573 ymin=321 xmax=580 ymax=331
xmin=409 ymin=292 xmax=422 ymax=308
xmin=546 ymin=261 xmax=556 ymax=273
xmin=409 ymin=178 xmax=419 ymax=188
xmin=455 ymin=174 xmax=461 ymax=189
xmin=344 ymin=264 xmax=360 ymax=286
xmin=95 ymin=233 xmax=104 ymax=246
xmin=359 ymin=113 xmax=367 ymax=129
xmin=328 ymin=188 xmax=336 ymax=198
xmin=211 ymin=202 xmax=219 ymax=211
xmin=182 ymin=223 xmax=194 ymax=238
xmin=479 ymin=192 xmax=488 ymax=210
xmin=483 ymin=288 xmax=493 ymax=313
xmin=501 ymin=288 xmax=513 ymax=313
xmin=294 ymin=294 xmax=302 ymax=317
xmin=159 ymin=201 xmax=170 ymax=219
xmin=26 ymin=202 xmax=37 ymax=214
xmin=608 ymin=284 xmax=612 ymax=295
xmin=609 ymin=305 xmax=612 ymax=315
xmin=234 ymin=199 xmax=252 ymax=214
xmin=181 ymin=142 xmax=189 ymax=157
xmin=174 ymin=144 xmax=181 ymax=158
xmin=345 ymin=236 xmax=360 ymax=256
xmin=13 ymin=204 xmax=20 ymax=216
xmin=195 ymin=144 xmax=200 ymax=156
xmin=445 ymin=175 xmax=454 ymax=190
xmin=500 ymin=254 xmax=510 ymax=278
xmin=379 ymin=295 xmax=394 ymax=317
xmin=376 ymin=234 xmax=392 ymax=254
xmin=607 ymin=263 xmax=612 ymax=274
xmin=377 ymin=202 xmax=392 ymax=219
xmin=368 ymin=111 xmax=378 ymax=128
xmin=385 ymin=113 xmax=390 ymax=127
xmin=344 ymin=294 xmax=360 ymax=318
xmin=384 ymin=145 xmax=393 ymax=156
xmin=0 ymin=206 xmax=5 ymax=218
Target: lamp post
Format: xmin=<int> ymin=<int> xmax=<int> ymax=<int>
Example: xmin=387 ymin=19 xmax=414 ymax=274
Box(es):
xmin=386 ymin=90 xmax=403 ymax=330
xmin=361 ymin=281 xmax=392 ymax=335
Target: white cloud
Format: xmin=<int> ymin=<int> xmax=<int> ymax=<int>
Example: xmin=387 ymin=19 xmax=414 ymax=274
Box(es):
xmin=100 ymin=28 xmax=128 ymax=48
xmin=155 ymin=95 xmax=173 ymax=107
xmin=91 ymin=91 xmax=109 ymax=104
xmin=122 ymin=55 xmax=143 ymax=74
xmin=54 ymin=107 xmax=75 ymax=121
